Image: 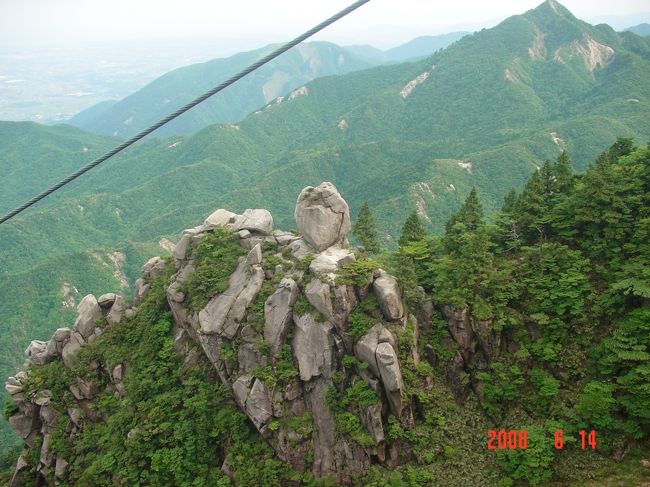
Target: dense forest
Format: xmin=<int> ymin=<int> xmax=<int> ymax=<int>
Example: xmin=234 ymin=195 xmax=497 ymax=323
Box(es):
xmin=3 ymin=139 xmax=648 ymax=486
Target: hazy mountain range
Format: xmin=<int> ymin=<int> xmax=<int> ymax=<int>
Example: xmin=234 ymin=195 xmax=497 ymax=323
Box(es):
xmin=0 ymin=0 xmax=649 ymax=455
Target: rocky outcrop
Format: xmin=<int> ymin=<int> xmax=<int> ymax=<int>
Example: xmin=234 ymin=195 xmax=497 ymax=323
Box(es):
xmin=373 ymin=271 xmax=404 ymax=322
xmin=264 ymin=278 xmax=299 ymax=357
xmin=292 ymin=313 xmax=335 ymax=382
xmin=74 ymin=295 xmax=102 ymax=339
xmin=441 ymin=304 xmax=502 ymax=401
xmin=6 ymin=183 xmax=423 ymax=485
xmin=295 ymin=182 xmax=351 ymax=251
xmin=198 ymin=244 xmax=265 ymax=339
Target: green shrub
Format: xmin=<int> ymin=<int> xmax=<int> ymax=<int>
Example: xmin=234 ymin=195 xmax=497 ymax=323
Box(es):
xmin=183 ymin=228 xmax=246 ymax=311
xmin=348 ymin=294 xmax=380 ymax=339
xmin=497 ymin=426 xmax=554 ymax=485
xmin=335 ymin=259 xmax=379 ymax=287
xmin=2 ymin=400 xmax=18 ymax=421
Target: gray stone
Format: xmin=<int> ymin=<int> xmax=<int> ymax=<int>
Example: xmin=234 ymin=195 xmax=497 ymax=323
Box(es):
xmin=106 ymin=295 xmax=126 ymax=325
xmin=112 ymin=364 xmax=124 ymax=382
xmin=167 ymin=262 xmax=194 ymax=303
xmin=248 ymin=243 xmax=262 ymax=265
xmin=10 ymin=454 xmax=28 ymax=487
xmin=199 ymin=247 xmax=265 ymax=339
xmin=361 ymin=403 xmax=385 ymax=445
xmin=67 ymin=408 xmax=82 ymax=427
xmin=309 ymin=246 xmax=355 ymax=276
xmin=142 ymin=256 xmax=165 ymax=279
xmin=264 ymin=278 xmax=299 ymax=357
xmin=74 ymin=294 xmax=102 ymax=339
xmin=55 ymin=457 xmax=68 ymax=478
xmin=273 ymin=230 xmax=300 ymax=246
xmin=70 ymin=378 xmax=99 ymax=400
xmin=25 ymin=340 xmax=55 ymax=365
xmin=292 ymin=313 xmax=334 ymax=382
xmin=373 ymin=272 xmax=404 ymax=321
xmin=376 ymin=342 xmax=404 ymax=416
xmin=304 ymin=279 xmax=333 ymax=322
xmin=237 ymin=229 xmax=251 ymax=239
xmin=288 ymin=238 xmax=314 ymax=260
xmin=5 ymin=382 xmax=22 ymax=395
xmin=172 ymin=233 xmax=192 ymax=261
xmin=355 ymin=325 xmax=381 ymax=377
xmin=62 ymin=332 xmax=85 ymax=368
xmin=295 ymin=182 xmax=351 ymax=251
xmin=442 ymin=305 xmax=473 ymax=352
xmin=40 ymin=433 xmax=54 ymax=468
xmin=232 ymin=209 xmax=273 ymax=235
xmin=34 ymin=391 xmax=52 ymax=407
xmin=9 ymin=413 xmax=37 ymax=440
xmin=39 ymin=405 xmax=58 ymax=426
xmin=204 ymin=208 xmax=237 ymax=229
xmin=134 ymin=278 xmax=150 ymax=306
xmin=97 ymin=293 xmax=116 ymax=308
xmin=246 ymin=379 xmax=273 ymax=429
xmin=232 ymin=374 xmax=254 ymax=410
xmin=52 ymin=328 xmax=71 ymax=342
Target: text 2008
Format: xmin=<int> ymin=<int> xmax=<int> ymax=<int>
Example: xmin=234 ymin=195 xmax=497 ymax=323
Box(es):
xmin=487 ymin=430 xmax=597 ymax=450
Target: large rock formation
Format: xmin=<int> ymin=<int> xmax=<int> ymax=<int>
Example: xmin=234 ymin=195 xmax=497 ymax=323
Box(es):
xmin=5 ymin=183 xmax=421 ymax=485
xmin=295 ymin=182 xmax=351 ymax=251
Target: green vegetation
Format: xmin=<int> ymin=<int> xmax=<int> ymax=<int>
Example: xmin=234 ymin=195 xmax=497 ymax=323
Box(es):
xmin=69 ymin=42 xmax=378 ymax=138
xmin=347 ymin=295 xmax=380 ymax=340
xmin=398 ymin=211 xmax=426 ymax=247
xmin=390 ymin=140 xmax=650 ymax=483
xmin=352 ymin=202 xmax=380 ymax=253
xmin=183 ymin=228 xmax=246 ymax=311
xmin=327 ymin=376 xmax=379 ymax=448
xmin=336 ymin=259 xmax=379 ymax=288
xmin=13 ymin=267 xmax=302 ymax=486
xmin=1 ymin=1 xmax=650 ymax=478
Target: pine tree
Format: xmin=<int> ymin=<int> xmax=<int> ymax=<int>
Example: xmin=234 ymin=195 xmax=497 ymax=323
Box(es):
xmin=501 ymin=189 xmax=518 ymax=215
xmin=496 ymin=189 xmax=521 ymax=251
xmin=553 ymin=151 xmax=573 ymax=194
xmin=399 ymin=211 xmax=425 ymax=246
xmin=352 ymin=202 xmax=380 ymax=253
xmin=445 ymin=186 xmax=484 ymax=234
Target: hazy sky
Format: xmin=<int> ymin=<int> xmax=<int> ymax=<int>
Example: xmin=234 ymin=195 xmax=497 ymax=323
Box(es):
xmin=1 ymin=0 xmax=649 ymax=53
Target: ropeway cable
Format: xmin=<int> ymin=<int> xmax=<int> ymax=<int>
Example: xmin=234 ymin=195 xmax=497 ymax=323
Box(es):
xmin=0 ymin=0 xmax=371 ymax=225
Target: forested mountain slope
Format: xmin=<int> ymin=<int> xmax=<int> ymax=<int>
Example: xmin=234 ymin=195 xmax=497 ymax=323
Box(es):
xmin=67 ymin=42 xmax=378 ymax=137
xmin=1 ymin=0 xmax=649 ymax=461
xmin=3 ymin=141 xmax=649 ymax=485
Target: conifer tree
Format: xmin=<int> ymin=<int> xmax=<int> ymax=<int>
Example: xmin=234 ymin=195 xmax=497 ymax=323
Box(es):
xmin=501 ymin=188 xmax=518 ymax=215
xmin=496 ymin=188 xmax=521 ymax=251
xmin=445 ymin=186 xmax=484 ymax=234
xmin=399 ymin=211 xmax=425 ymax=246
xmin=553 ymin=151 xmax=573 ymax=194
xmin=352 ymin=202 xmax=380 ymax=253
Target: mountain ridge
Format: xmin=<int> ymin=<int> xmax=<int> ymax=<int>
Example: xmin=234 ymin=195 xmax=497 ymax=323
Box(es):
xmin=1 ymin=0 xmax=649 ymax=462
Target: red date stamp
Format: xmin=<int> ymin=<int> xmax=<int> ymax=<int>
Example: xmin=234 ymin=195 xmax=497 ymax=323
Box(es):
xmin=487 ymin=429 xmax=596 ymax=450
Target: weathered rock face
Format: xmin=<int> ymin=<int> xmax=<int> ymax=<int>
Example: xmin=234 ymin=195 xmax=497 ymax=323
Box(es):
xmin=441 ymin=304 xmax=502 ymax=401
xmin=7 ymin=183 xmax=424 ymax=485
xmin=264 ymin=278 xmax=298 ymax=357
xmin=74 ymin=295 xmax=102 ymax=339
xmin=373 ymin=271 xmax=405 ymax=322
xmin=292 ymin=313 xmax=335 ymax=382
xmin=309 ymin=245 xmax=355 ymax=277
xmin=198 ymin=244 xmax=265 ymax=339
xmin=295 ymin=182 xmax=351 ymax=251
xmin=232 ymin=209 xmax=273 ymax=235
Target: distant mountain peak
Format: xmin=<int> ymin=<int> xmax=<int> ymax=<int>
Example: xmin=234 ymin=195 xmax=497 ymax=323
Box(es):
xmin=528 ymin=0 xmax=578 ymax=24
xmin=537 ymin=0 xmax=572 ymax=17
